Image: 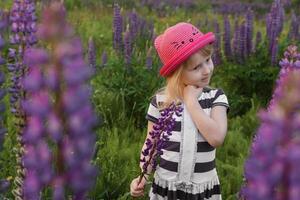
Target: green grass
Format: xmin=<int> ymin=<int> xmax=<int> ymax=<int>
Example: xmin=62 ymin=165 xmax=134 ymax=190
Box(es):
xmin=1 ymin=1 xmax=299 ymax=199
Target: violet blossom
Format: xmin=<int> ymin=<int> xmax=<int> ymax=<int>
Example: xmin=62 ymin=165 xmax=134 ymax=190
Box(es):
xmin=128 ymin=11 xmax=138 ymax=40
xmin=22 ymin=2 xmax=97 ymax=199
xmin=288 ymin=11 xmax=299 ymax=41
xmin=232 ymin=18 xmax=240 ymax=61
xmin=238 ymin=22 xmax=247 ymax=63
xmin=212 ymin=20 xmax=221 ymax=66
xmin=266 ymin=0 xmax=284 ymax=65
xmin=112 ymin=6 xmax=155 ymax=69
xmin=0 ymin=9 xmax=9 ymax=195
xmin=146 ymin=47 xmax=153 ymax=70
xmin=241 ymin=67 xmax=300 ymax=200
xmin=223 ymin=15 xmax=232 ymax=61
xmin=113 ymin=4 xmax=123 ymax=53
xmin=124 ymin=30 xmax=132 ymax=68
xmin=9 ymin=0 xmax=38 ymax=199
xmin=0 ymin=9 xmax=7 ymax=151
xmin=139 ymin=102 xmax=183 ymax=183
xmin=268 ymin=45 xmax=300 ymax=111
xmin=245 ymin=8 xmax=254 ymax=55
xmin=141 ymin=0 xmax=196 ymax=13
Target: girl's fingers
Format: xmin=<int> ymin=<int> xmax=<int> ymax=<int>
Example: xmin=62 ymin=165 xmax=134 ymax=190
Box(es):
xmin=130 ymin=176 xmax=148 ymax=197
xmin=131 ymin=192 xmax=144 ymax=197
xmin=137 ymin=184 xmax=144 ymax=190
xmin=130 ymin=186 xmax=144 ymax=197
xmin=134 ymin=185 xmax=144 ymax=191
xmin=131 ymin=183 xmax=144 ymax=192
xmin=137 ymin=180 xmax=146 ymax=189
xmin=131 ymin=191 xmax=142 ymax=197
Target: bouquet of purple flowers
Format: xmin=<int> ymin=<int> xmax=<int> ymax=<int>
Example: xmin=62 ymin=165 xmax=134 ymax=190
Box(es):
xmin=138 ymin=102 xmax=183 ymax=184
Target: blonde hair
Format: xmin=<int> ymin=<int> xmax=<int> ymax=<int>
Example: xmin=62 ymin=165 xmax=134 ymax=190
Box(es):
xmin=156 ymin=44 xmax=214 ymax=109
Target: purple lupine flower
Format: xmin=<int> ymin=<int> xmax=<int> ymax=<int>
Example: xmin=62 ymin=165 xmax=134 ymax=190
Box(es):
xmin=271 ymin=38 xmax=278 ymax=66
xmin=0 ymin=40 xmax=4 ymax=52
xmin=268 ymin=45 xmax=300 ymax=110
xmin=146 ymin=47 xmax=153 ymax=70
xmin=22 ymin=116 xmax=45 ymax=144
xmin=0 ymin=13 xmax=9 ymax=195
xmin=8 ymin=1 xmax=38 ymax=199
xmin=282 ymin=0 xmax=292 ymax=7
xmin=0 ymin=10 xmax=9 ymax=34
xmin=147 ymin=20 xmax=155 ymax=43
xmin=241 ymin=67 xmax=300 ymax=200
xmin=266 ymin=0 xmax=285 ymax=64
xmin=0 ymin=9 xmax=7 ymax=152
xmin=139 ymin=102 xmax=183 ymax=183
xmin=277 ymin=1 xmax=285 ymax=35
xmin=245 ymin=8 xmax=253 ymax=56
xmin=223 ymin=15 xmax=232 ymax=60
xmin=232 ymin=18 xmax=240 ymax=60
xmin=22 ymin=3 xmax=97 ymax=199
xmin=124 ymin=30 xmax=132 ymax=67
xmin=0 ymin=127 xmax=6 ymax=151
xmin=0 ymin=179 xmax=10 ymax=193
xmin=128 ymin=11 xmax=138 ymax=40
xmin=9 ymin=1 xmax=23 ymax=112
xmin=37 ymin=6 xmax=73 ymax=41
xmin=87 ymin=36 xmax=96 ymax=69
xmin=21 ymin=48 xmax=52 ymax=200
xmin=238 ymin=22 xmax=247 ymax=63
xmin=266 ymin=14 xmax=272 ymax=45
xmin=8 ymin=0 xmax=38 ymax=111
xmin=113 ymin=4 xmax=123 ymax=53
xmin=52 ymin=176 xmax=64 ymax=200
xmin=10 ymin=0 xmax=37 ymax=49
xmin=215 ymin=2 xmax=249 ymax=15
xmin=101 ymin=50 xmax=107 ymax=67
xmin=133 ymin=13 xmax=154 ymax=46
xmin=288 ymin=11 xmax=299 ymax=41
xmin=212 ymin=20 xmax=221 ymax=66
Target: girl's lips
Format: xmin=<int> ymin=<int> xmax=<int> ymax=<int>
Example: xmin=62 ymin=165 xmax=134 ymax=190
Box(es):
xmin=202 ymin=77 xmax=209 ymax=82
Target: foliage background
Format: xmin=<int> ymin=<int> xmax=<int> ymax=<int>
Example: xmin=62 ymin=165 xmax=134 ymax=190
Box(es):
xmin=0 ymin=0 xmax=300 ymax=199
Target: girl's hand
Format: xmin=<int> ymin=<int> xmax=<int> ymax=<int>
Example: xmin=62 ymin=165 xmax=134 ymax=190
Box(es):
xmin=130 ymin=176 xmax=147 ymax=197
xmin=183 ymin=85 xmax=203 ymax=105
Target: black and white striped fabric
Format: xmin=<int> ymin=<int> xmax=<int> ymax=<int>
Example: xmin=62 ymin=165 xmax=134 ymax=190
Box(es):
xmin=145 ymin=87 xmax=229 ymax=200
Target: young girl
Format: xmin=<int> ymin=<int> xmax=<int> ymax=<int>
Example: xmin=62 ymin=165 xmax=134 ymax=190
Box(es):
xmin=130 ymin=22 xmax=229 ymax=200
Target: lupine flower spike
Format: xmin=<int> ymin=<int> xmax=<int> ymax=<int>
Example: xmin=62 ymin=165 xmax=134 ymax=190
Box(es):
xmin=139 ymin=102 xmax=183 ymax=184
xmin=22 ymin=2 xmax=97 ymax=199
xmin=242 ymin=45 xmax=300 ymax=200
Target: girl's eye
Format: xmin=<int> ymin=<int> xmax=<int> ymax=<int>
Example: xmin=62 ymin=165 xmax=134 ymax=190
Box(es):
xmin=206 ymin=58 xmax=210 ymax=62
xmin=193 ymin=65 xmax=201 ymax=70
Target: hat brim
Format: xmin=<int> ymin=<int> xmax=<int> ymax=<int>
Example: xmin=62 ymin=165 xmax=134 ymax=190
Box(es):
xmin=159 ymin=32 xmax=215 ymax=77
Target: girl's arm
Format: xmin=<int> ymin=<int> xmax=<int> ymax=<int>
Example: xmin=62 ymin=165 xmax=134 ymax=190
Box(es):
xmin=186 ymin=100 xmax=228 ymax=148
xmin=139 ymin=121 xmax=156 ymax=178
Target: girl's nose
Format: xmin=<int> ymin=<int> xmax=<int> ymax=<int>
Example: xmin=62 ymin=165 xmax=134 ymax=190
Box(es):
xmin=202 ymin=63 xmax=211 ymax=74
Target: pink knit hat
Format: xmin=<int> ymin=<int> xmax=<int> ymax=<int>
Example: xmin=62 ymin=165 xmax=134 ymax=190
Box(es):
xmin=154 ymin=22 xmax=215 ymax=77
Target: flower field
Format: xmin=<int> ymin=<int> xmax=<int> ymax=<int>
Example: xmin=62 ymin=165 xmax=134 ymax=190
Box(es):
xmin=0 ymin=0 xmax=300 ymax=199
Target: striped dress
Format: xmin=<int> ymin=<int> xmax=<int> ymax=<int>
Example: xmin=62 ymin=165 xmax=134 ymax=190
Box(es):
xmin=145 ymin=87 xmax=229 ymax=200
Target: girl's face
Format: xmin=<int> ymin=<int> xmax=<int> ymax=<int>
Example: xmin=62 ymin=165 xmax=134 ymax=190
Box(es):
xmin=181 ymin=52 xmax=214 ymax=88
